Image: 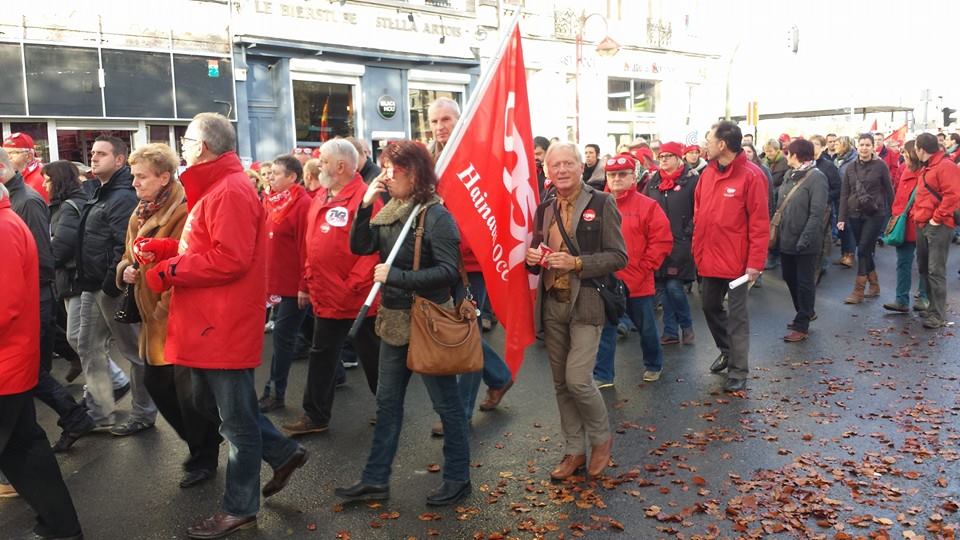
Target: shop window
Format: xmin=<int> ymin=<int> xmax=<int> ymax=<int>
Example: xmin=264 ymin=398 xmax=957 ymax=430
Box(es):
xmin=293 ymin=80 xmax=355 ymax=144
xmin=10 ymin=122 xmax=50 ymax=163
xmin=57 ymin=130 xmax=135 ymax=165
xmin=607 ymin=78 xmax=656 ymax=113
xmin=103 ymin=50 xmax=174 ymax=118
xmin=0 ymin=43 xmax=26 ymax=115
xmin=409 ymin=89 xmax=462 ymax=144
xmin=24 ymin=45 xmax=103 ymax=117
xmin=148 ymin=125 xmax=173 ymax=145
xmin=174 ymin=55 xmax=234 ymax=120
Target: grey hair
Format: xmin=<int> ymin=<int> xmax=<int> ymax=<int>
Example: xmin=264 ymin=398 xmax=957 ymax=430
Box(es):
xmin=192 ymin=112 xmax=236 ymax=155
xmin=0 ymin=149 xmax=13 ymax=182
xmin=0 ymin=182 xmax=7 ymax=201
xmin=320 ymin=138 xmax=359 ymax=174
xmin=428 ymin=97 xmax=461 ymax=118
xmin=544 ymin=142 xmax=583 ymax=166
xmin=764 ymin=139 xmax=781 ymax=150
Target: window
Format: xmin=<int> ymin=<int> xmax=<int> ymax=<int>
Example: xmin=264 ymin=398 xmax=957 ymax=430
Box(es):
xmin=57 ymin=130 xmax=135 ymax=165
xmin=24 ymin=45 xmax=103 ymax=117
xmin=173 ymin=55 xmax=234 ymax=119
xmin=409 ymin=89 xmax=462 ymax=144
xmin=607 ymin=78 xmax=657 ymax=113
xmin=103 ymin=50 xmax=174 ymax=118
xmin=10 ymin=122 xmax=50 ymax=163
xmin=0 ymin=43 xmax=25 ymax=115
xmin=293 ymin=80 xmax=355 ymax=145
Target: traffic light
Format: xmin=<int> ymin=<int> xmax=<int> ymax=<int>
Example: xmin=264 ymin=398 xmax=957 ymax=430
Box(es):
xmin=944 ymin=107 xmax=957 ymax=127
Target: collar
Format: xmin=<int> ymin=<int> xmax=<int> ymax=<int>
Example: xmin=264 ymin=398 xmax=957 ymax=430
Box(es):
xmin=927 ymin=150 xmax=946 ymax=167
xmin=5 ymin=172 xmax=24 ymax=192
xmin=711 ymin=151 xmax=747 ymax=175
xmin=316 ymin=173 xmax=364 ymax=205
xmin=556 ymin=182 xmax=583 ymax=205
xmin=180 ymin=151 xmax=244 ymax=210
xmin=0 ymin=197 xmax=9 ymax=211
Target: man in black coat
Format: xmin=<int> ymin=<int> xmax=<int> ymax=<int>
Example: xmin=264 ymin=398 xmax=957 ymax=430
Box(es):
xmin=76 ymin=136 xmax=157 ymax=436
xmin=0 ymin=150 xmax=94 ymax=453
xmin=811 ymin=135 xmax=842 ymax=282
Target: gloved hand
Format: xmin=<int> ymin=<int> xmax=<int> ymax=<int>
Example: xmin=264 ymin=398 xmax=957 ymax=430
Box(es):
xmin=145 ymin=260 xmax=174 ymax=293
xmin=133 ymin=237 xmax=179 ymax=266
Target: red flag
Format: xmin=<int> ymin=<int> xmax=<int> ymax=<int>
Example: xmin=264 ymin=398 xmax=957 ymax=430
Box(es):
xmin=319 ymin=96 xmax=330 ymax=142
xmin=436 ymin=19 xmax=538 ymax=376
xmin=885 ymin=124 xmax=908 ymax=145
xmin=870 ymin=119 xmax=878 ymax=132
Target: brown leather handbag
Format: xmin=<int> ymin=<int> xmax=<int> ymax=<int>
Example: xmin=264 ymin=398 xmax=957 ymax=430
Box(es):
xmin=406 ymin=208 xmax=483 ymax=376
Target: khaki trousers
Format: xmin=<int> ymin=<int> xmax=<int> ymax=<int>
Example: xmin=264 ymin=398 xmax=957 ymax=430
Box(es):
xmin=542 ymin=295 xmax=609 ymax=454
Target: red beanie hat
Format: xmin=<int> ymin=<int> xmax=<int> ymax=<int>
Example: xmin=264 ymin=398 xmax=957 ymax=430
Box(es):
xmin=658 ymin=141 xmax=684 ymax=157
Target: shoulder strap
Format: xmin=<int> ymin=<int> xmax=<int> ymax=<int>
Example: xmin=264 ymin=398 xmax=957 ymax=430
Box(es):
xmin=921 ymin=171 xmax=942 ymax=201
xmin=552 ymin=198 xmax=581 ymax=257
xmin=63 ymin=199 xmax=81 ymax=215
xmin=412 ymin=207 xmax=428 ymax=271
xmin=776 ymin=169 xmax=811 ymax=212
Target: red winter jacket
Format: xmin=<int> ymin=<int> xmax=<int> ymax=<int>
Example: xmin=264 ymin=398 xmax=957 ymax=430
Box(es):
xmin=911 ymin=151 xmax=960 ymax=229
xmin=613 ymin=189 xmax=672 ymax=297
xmin=0 ymin=198 xmax=40 ymax=395
xmin=265 ymin=184 xmax=311 ymax=298
xmin=303 ymin=174 xmax=382 ymax=319
xmin=164 ymin=151 xmax=267 ymax=370
xmin=892 ymin=167 xmax=920 ymax=243
xmin=878 ymin=147 xmax=901 ymax=187
xmin=23 ymin=161 xmax=49 ymax=202
xmin=693 ymin=152 xmax=770 ymax=279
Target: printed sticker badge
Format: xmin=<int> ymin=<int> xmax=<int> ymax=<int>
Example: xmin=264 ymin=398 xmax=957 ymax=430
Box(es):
xmin=582 ymin=209 xmax=596 ymax=222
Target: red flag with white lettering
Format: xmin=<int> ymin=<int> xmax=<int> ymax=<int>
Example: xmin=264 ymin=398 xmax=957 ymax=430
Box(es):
xmin=435 ymin=18 xmax=538 ymax=376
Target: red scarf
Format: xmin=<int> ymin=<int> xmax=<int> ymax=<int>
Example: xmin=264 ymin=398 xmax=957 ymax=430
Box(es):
xmin=657 ymin=167 xmax=683 ymax=191
xmin=264 ymin=183 xmax=304 ymax=224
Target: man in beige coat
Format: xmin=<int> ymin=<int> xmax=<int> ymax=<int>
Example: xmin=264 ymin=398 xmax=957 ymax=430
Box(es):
xmin=526 ymin=143 xmax=627 ymax=480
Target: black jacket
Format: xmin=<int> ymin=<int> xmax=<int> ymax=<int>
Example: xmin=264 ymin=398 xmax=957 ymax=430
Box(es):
xmin=6 ymin=173 xmax=55 ymax=299
xmin=776 ymin=167 xmax=829 ymax=255
xmin=644 ymin=166 xmax=699 ymax=282
xmin=839 ymin=157 xmax=893 ymax=221
xmin=77 ymin=166 xmax=138 ymax=296
xmin=350 ymin=199 xmax=461 ymax=310
xmin=815 ymin=154 xmax=842 ymax=203
xmin=359 ymin=157 xmax=381 ymax=184
xmin=50 ymin=189 xmax=88 ymax=299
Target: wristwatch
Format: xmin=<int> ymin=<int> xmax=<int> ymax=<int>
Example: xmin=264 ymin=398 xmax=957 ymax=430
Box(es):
xmin=574 ymin=256 xmax=583 ymax=273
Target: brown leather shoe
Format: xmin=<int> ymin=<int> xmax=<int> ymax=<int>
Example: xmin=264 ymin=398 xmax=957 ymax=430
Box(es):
xmin=186 ymin=511 xmax=256 ymax=539
xmin=549 ymin=454 xmax=586 ymax=480
xmin=479 ymin=380 xmax=514 ymax=411
xmin=262 ymin=446 xmax=308 ymax=498
xmin=681 ymin=327 xmax=695 ymax=345
xmin=783 ymin=330 xmax=808 ymax=342
xmin=588 ymin=437 xmax=613 ymax=478
xmin=835 ymin=253 xmax=854 ymax=268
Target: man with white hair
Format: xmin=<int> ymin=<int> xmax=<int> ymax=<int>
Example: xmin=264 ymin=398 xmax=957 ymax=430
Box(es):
xmin=427 ymin=97 xmax=460 ymax=162
xmin=137 ymin=112 xmax=306 ymax=539
xmin=283 ymin=138 xmax=383 ymax=436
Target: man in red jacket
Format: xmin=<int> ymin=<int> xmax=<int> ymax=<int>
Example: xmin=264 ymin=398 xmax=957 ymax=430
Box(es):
xmin=875 ymin=132 xmax=901 ymax=183
xmin=283 ymin=139 xmax=382 ymax=435
xmin=911 ymin=133 xmax=960 ymax=329
xmin=2 ymin=132 xmax=48 ymax=202
xmin=693 ymin=121 xmax=770 ymax=393
xmin=592 ymin=155 xmax=672 ymax=386
xmin=138 ymin=113 xmax=306 ymax=539
xmin=0 ymin=183 xmax=82 ymax=540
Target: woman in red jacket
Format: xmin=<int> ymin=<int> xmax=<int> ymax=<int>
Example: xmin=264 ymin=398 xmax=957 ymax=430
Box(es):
xmin=883 ymin=141 xmax=928 ymax=313
xmin=259 ymin=155 xmax=312 ymax=413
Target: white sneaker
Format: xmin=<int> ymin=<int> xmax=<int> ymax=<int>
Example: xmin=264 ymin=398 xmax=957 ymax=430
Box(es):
xmin=642 ymin=370 xmax=661 ymax=382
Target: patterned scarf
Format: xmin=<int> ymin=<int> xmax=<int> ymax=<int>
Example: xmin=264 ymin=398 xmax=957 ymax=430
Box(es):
xmin=136 ymin=181 xmax=174 ymax=226
xmin=264 ymin=183 xmax=304 ymax=224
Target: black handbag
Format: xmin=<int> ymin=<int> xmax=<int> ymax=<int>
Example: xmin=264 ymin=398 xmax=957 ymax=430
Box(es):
xmin=114 ymin=262 xmax=142 ymax=324
xmin=553 ymin=198 xmax=627 ymax=325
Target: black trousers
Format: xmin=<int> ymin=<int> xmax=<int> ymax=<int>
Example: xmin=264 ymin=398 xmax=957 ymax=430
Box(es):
xmin=35 ymin=295 xmax=90 ymax=433
xmin=0 ymin=390 xmax=82 ymax=537
xmin=780 ymin=253 xmax=818 ymax=332
xmin=143 ymin=364 xmax=221 ymax=473
xmin=849 ymin=214 xmax=886 ymax=275
xmin=303 ymin=317 xmax=379 ymax=425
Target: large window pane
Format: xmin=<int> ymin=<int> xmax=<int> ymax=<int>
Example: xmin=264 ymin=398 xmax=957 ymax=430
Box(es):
xmin=0 ymin=43 xmax=26 ymax=115
xmin=57 ymin=129 xmax=135 ymax=165
xmin=10 ymin=122 xmax=49 ymax=163
xmin=293 ymin=80 xmax=355 ymax=144
xmin=103 ymin=50 xmax=174 ymax=118
xmin=607 ymin=78 xmax=657 ymax=113
xmin=25 ymin=45 xmax=102 ymax=117
xmin=409 ymin=89 xmax=462 ymax=144
xmin=173 ymin=55 xmax=234 ymax=119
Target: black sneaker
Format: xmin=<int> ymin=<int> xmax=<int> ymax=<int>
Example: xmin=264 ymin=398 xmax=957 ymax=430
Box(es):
xmin=109 ymin=419 xmax=154 ymax=437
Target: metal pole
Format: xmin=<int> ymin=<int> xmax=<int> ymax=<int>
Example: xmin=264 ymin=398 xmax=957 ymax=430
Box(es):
xmin=575 ymin=23 xmax=582 ymax=144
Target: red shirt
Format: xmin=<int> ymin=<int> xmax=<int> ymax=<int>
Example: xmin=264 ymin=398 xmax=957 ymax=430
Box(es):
xmin=0 ymin=198 xmax=40 ymax=395
xmin=265 ymin=184 xmax=311 ymax=297
xmin=612 ymin=189 xmax=672 ymax=297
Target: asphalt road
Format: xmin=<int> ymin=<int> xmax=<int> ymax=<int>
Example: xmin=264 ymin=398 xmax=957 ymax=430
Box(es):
xmin=4 ymin=243 xmax=960 ymax=540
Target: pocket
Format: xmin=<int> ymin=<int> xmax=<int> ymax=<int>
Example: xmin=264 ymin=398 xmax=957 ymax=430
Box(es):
xmin=572 ymin=286 xmax=604 ymax=326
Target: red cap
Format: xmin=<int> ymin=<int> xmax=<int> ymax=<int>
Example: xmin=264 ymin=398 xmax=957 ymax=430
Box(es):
xmin=778 ymin=133 xmax=791 ymax=145
xmin=3 ymin=132 xmax=35 ymax=150
xmin=250 ymin=161 xmax=261 ymax=171
xmin=311 ymin=148 xmax=321 ymax=159
xmin=684 ymin=144 xmax=700 ymax=154
xmin=604 ymin=154 xmax=637 ymax=172
xmin=628 ymin=146 xmax=654 ymax=163
xmin=658 ymin=141 xmax=684 ymax=157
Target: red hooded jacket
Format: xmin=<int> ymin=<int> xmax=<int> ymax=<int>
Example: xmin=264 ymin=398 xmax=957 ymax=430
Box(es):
xmin=0 ymin=198 xmax=40 ymax=395
xmin=911 ymin=151 xmax=960 ymax=229
xmin=693 ymin=152 xmax=770 ymax=279
xmin=303 ymin=174 xmax=382 ymax=319
xmin=612 ymin=189 xmax=672 ymax=297
xmin=265 ymin=183 xmax=311 ymax=297
xmin=892 ymin=167 xmax=920 ymax=243
xmin=163 ymin=151 xmax=268 ymax=370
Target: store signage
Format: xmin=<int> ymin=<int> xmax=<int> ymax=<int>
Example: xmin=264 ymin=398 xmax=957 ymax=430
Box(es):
xmin=377 ymin=95 xmax=398 ymax=119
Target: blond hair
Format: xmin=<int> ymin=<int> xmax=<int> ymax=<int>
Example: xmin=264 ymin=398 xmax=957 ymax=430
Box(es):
xmin=128 ymin=143 xmax=180 ymax=177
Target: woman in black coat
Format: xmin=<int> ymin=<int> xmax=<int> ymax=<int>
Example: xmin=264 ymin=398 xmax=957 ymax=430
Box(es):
xmin=645 ymin=142 xmax=698 ymax=345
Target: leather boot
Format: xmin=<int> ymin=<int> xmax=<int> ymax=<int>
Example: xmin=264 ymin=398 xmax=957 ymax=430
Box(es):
xmin=844 ymin=275 xmax=867 ymax=304
xmin=588 ymin=437 xmax=613 ymax=478
xmin=550 ymin=454 xmax=586 ymax=481
xmin=834 ymin=252 xmax=854 ymax=268
xmin=865 ymin=271 xmax=880 ymax=298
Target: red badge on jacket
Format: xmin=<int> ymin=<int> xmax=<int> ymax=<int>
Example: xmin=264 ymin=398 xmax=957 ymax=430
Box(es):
xmin=582 ymin=209 xmax=596 ymax=222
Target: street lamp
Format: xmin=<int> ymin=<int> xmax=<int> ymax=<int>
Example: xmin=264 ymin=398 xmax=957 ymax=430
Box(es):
xmin=575 ymin=12 xmax=619 ymax=144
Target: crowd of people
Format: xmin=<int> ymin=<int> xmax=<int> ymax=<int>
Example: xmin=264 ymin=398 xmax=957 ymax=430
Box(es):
xmin=1 ymin=100 xmax=959 ymax=539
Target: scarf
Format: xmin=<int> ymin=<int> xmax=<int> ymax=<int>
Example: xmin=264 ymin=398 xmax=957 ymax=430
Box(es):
xmin=136 ymin=181 xmax=174 ymax=226
xmin=657 ymin=167 xmax=683 ymax=191
xmin=370 ymin=192 xmax=442 ymax=226
xmin=264 ymin=183 xmax=304 ymax=224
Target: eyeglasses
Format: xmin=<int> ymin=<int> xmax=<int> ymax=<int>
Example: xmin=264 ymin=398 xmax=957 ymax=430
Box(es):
xmin=4 ymin=149 xmax=29 ymax=155
xmin=180 ymin=136 xmax=198 ymax=146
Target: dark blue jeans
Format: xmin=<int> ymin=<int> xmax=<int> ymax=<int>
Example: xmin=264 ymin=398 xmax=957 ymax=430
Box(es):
xmin=895 ymin=242 xmax=928 ymax=306
xmin=362 ymin=341 xmax=470 ymax=486
xmin=594 ymin=295 xmax=663 ymax=381
xmin=453 ymin=273 xmax=512 ymax=421
xmin=849 ymin=215 xmax=887 ymax=275
xmin=655 ymin=278 xmax=693 ymax=339
xmin=264 ymin=296 xmax=308 ymax=401
xmin=191 ymin=368 xmax=299 ymax=517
